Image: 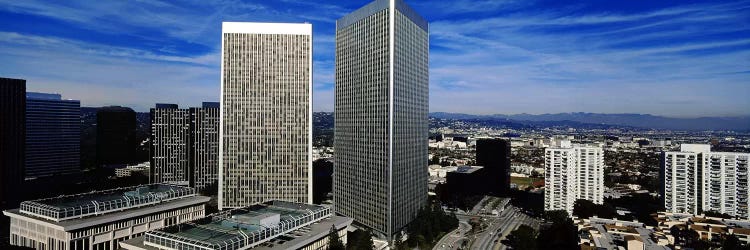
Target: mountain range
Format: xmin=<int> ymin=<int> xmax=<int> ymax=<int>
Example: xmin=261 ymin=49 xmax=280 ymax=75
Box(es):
xmin=430 ymin=112 xmax=750 ymax=131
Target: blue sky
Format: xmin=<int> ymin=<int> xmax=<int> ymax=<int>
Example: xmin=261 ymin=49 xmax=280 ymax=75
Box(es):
xmin=0 ymin=0 xmax=748 ymax=117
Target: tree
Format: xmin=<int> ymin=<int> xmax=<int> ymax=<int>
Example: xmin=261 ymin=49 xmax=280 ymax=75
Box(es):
xmin=722 ymin=234 xmax=750 ymax=250
xmin=506 ymin=225 xmax=538 ymax=250
xmin=538 ymin=210 xmax=578 ymax=250
xmin=328 ymin=225 xmax=345 ymax=250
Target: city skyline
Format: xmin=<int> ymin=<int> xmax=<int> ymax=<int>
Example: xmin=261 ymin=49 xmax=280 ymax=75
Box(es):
xmin=0 ymin=0 xmax=747 ymax=117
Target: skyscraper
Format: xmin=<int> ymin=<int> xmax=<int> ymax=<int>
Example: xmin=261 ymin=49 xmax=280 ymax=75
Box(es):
xmin=334 ymin=0 xmax=429 ymax=237
xmin=545 ymin=145 xmax=604 ymax=215
xmin=25 ymin=93 xmax=81 ymax=179
xmin=97 ymin=106 xmax=136 ymax=166
xmin=476 ymin=139 xmax=511 ymax=195
xmin=191 ymin=102 xmax=220 ymax=192
xmin=0 ymin=77 xmax=25 ymax=209
xmin=220 ymin=22 xmax=312 ymax=209
xmin=151 ymin=104 xmax=191 ymax=186
xmin=661 ymin=144 xmax=706 ymax=215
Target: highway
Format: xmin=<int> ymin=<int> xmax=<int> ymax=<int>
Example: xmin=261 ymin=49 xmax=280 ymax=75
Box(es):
xmin=470 ymin=206 xmax=540 ymax=250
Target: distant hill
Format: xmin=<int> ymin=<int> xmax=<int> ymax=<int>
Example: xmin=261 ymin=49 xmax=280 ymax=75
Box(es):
xmin=430 ymin=112 xmax=750 ymax=131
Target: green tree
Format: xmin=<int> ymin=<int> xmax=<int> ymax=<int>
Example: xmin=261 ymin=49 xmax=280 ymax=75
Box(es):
xmin=506 ymin=225 xmax=538 ymax=250
xmin=538 ymin=210 xmax=578 ymax=250
xmin=328 ymin=225 xmax=345 ymax=250
xmin=722 ymin=234 xmax=750 ymax=250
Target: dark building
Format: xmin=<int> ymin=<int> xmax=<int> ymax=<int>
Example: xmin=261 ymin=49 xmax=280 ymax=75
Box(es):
xmin=476 ymin=138 xmax=511 ymax=195
xmin=150 ymin=102 xmax=219 ymax=193
xmin=0 ymin=77 xmax=26 ymax=209
xmin=25 ymin=92 xmax=81 ymax=178
xmin=312 ymin=159 xmax=333 ymax=204
xmin=446 ymin=166 xmax=487 ymax=196
xmin=97 ymin=106 xmax=136 ymax=166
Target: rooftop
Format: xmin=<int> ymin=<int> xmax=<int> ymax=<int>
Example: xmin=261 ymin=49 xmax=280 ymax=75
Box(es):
xmin=143 ymin=201 xmax=333 ymax=250
xmin=19 ymin=184 xmax=196 ymax=222
xmin=453 ymin=166 xmax=484 ymax=174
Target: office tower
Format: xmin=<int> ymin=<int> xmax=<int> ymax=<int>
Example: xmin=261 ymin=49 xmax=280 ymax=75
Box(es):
xmin=3 ymin=184 xmax=209 ymax=250
xmin=545 ymin=145 xmax=604 ymax=215
xmin=0 ymin=77 xmax=25 ymax=209
xmin=97 ymin=106 xmax=136 ymax=166
xmin=661 ymin=144 xmax=750 ymax=219
xmin=24 ymin=92 xmax=81 ymax=179
xmin=702 ymin=152 xmax=750 ymax=219
xmin=476 ymin=139 xmax=511 ymax=195
xmin=190 ymin=102 xmax=220 ymax=192
xmin=334 ymin=0 xmax=429 ymax=237
xmin=150 ymin=104 xmax=191 ymax=185
xmin=220 ymin=22 xmax=313 ymax=209
xmin=661 ymin=144 xmax=709 ymax=215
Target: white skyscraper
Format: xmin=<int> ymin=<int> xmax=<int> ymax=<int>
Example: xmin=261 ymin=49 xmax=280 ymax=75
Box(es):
xmin=219 ymin=22 xmax=313 ymax=209
xmin=334 ymin=0 xmax=429 ymax=237
xmin=662 ymin=144 xmax=750 ymax=219
xmin=545 ymin=145 xmax=604 ymax=215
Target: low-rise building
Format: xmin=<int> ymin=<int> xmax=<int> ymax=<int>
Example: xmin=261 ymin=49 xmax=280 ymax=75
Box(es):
xmin=3 ymin=184 xmax=210 ymax=250
xmin=120 ymin=201 xmax=352 ymax=250
xmin=576 ymin=217 xmax=669 ymax=250
xmin=655 ymin=212 xmax=750 ymax=245
xmin=115 ymin=162 xmax=151 ymax=178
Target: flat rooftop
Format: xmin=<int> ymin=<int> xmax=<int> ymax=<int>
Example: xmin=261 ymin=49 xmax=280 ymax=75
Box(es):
xmin=19 ymin=184 xmax=196 ymax=222
xmin=143 ymin=201 xmax=334 ymax=250
xmin=454 ymin=166 xmax=484 ymax=174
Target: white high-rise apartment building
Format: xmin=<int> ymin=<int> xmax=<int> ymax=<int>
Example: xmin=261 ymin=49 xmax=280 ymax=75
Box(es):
xmin=219 ymin=22 xmax=312 ymax=209
xmin=661 ymin=144 xmax=708 ymax=215
xmin=702 ymin=152 xmax=750 ymax=219
xmin=662 ymin=144 xmax=750 ymax=219
xmin=544 ymin=145 xmax=604 ymax=215
xmin=334 ymin=0 xmax=429 ymax=237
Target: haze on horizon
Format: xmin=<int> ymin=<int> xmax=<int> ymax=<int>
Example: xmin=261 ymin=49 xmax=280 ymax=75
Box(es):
xmin=0 ymin=0 xmax=747 ymax=117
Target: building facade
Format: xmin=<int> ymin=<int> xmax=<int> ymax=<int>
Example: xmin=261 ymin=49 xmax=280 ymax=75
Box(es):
xmin=3 ymin=184 xmax=209 ymax=250
xmin=220 ymin=22 xmax=313 ymax=209
xmin=150 ymin=104 xmax=192 ymax=186
xmin=334 ymin=0 xmax=429 ymax=237
xmin=0 ymin=77 xmax=26 ymax=209
xmin=191 ymin=102 xmax=220 ymax=192
xmin=661 ymin=144 xmax=709 ymax=215
xmin=150 ymin=103 xmax=220 ymax=192
xmin=545 ymin=146 xmax=605 ymax=215
xmin=97 ymin=106 xmax=137 ymax=166
xmin=702 ymin=152 xmax=750 ymax=220
xmin=476 ymin=139 xmax=511 ymax=195
xmin=25 ymin=92 xmax=81 ymax=179
xmin=662 ymin=144 xmax=750 ymax=219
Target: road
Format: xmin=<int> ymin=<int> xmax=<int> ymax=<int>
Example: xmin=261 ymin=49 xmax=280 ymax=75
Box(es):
xmin=433 ymin=221 xmax=472 ymax=250
xmin=470 ymin=206 xmax=540 ymax=250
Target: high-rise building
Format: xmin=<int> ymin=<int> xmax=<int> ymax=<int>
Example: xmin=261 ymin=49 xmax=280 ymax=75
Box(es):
xmin=150 ymin=104 xmax=191 ymax=186
xmin=97 ymin=106 xmax=136 ymax=166
xmin=25 ymin=93 xmax=81 ymax=179
xmin=334 ymin=0 xmax=429 ymax=237
xmin=661 ymin=144 xmax=706 ymax=215
xmin=220 ymin=22 xmax=313 ymax=209
xmin=476 ymin=138 xmax=511 ymax=195
xmin=150 ymin=102 xmax=220 ymax=192
xmin=190 ymin=102 xmax=220 ymax=192
xmin=702 ymin=152 xmax=750 ymax=219
xmin=661 ymin=144 xmax=750 ymax=219
xmin=545 ymin=145 xmax=604 ymax=215
xmin=0 ymin=77 xmax=26 ymax=209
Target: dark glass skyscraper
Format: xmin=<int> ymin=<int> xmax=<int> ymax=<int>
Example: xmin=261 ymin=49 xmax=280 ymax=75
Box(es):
xmin=25 ymin=92 xmax=81 ymax=178
xmin=334 ymin=0 xmax=429 ymax=237
xmin=150 ymin=102 xmax=219 ymax=192
xmin=0 ymin=77 xmax=25 ymax=209
xmin=97 ymin=106 xmax=136 ymax=166
xmin=476 ymin=139 xmax=511 ymax=195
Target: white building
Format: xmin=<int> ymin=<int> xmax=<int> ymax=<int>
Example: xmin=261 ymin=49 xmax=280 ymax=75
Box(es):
xmin=702 ymin=152 xmax=750 ymax=219
xmin=663 ymin=144 xmax=750 ymax=219
xmin=115 ymin=162 xmax=150 ymax=178
xmin=3 ymin=184 xmax=209 ymax=250
xmin=219 ymin=22 xmax=313 ymax=209
xmin=544 ymin=145 xmax=604 ymax=215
